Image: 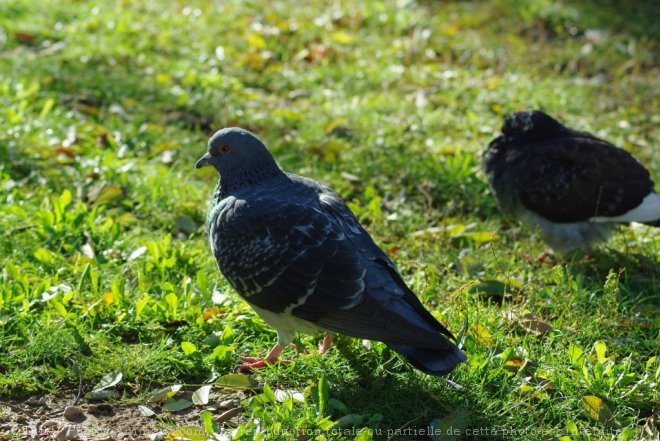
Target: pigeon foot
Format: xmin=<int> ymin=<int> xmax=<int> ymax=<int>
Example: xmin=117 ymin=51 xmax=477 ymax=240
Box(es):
xmin=237 ymin=343 xmax=296 ymax=371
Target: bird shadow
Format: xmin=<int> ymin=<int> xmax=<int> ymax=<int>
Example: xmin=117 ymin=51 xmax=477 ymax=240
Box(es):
xmin=566 ymin=247 xmax=660 ymax=307
xmin=323 ymin=338 xmax=504 ymax=441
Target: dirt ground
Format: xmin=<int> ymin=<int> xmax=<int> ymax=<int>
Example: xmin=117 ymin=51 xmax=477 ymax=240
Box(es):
xmin=0 ymin=388 xmax=246 ymax=440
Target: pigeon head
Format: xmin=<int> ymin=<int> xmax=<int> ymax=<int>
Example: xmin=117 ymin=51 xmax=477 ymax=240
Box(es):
xmin=196 ymin=127 xmax=278 ymax=175
xmin=501 ymin=110 xmax=564 ymax=141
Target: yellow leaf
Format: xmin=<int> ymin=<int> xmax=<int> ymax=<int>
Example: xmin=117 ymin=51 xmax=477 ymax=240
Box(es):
xmin=148 ymin=385 xmax=182 ymax=403
xmin=75 ymin=103 xmax=100 ymax=116
xmin=503 ymin=357 xmax=529 ymax=373
xmin=593 ymin=340 xmax=609 ymax=364
xmin=201 ymin=306 xmax=224 ymax=321
xmin=582 ymin=395 xmax=612 ymax=422
xmin=156 ymin=74 xmax=172 ymax=85
xmin=117 ymin=213 xmax=137 ymax=226
xmin=518 ymin=384 xmax=549 ymax=400
xmin=243 ymin=52 xmax=266 ymax=71
xmin=485 ymin=78 xmax=502 ymax=90
xmin=468 ymin=231 xmax=499 ymax=244
xmin=88 ymin=183 xmax=125 ymax=207
xmin=330 ymin=31 xmax=354 ymax=45
xmin=469 ymin=325 xmax=493 ymax=347
xmin=446 ymin=224 xmax=466 ymax=237
xmin=101 ymin=292 xmax=114 ymax=304
xmin=324 ymin=117 xmax=347 ymax=133
xmin=441 ymin=25 xmax=458 ymax=36
xmin=246 ymin=32 xmax=266 ymax=49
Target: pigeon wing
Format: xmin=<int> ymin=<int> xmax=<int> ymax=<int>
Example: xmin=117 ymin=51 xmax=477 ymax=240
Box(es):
xmin=210 ymin=195 xmax=366 ymax=315
xmin=292 ymin=187 xmax=457 ymax=347
xmin=518 ymin=136 xmax=654 ymax=223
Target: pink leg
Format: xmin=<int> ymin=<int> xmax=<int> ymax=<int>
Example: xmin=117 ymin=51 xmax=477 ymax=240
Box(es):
xmin=238 ymin=344 xmax=285 ymax=371
xmin=238 ymin=343 xmax=303 ymax=371
xmin=318 ymin=333 xmax=333 ymax=355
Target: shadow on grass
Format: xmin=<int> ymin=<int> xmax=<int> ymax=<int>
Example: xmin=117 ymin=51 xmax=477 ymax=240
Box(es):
xmin=328 ymin=339 xmax=505 ymax=441
xmin=569 ymin=248 xmax=659 ymax=304
xmin=571 ymin=0 xmax=660 ymax=39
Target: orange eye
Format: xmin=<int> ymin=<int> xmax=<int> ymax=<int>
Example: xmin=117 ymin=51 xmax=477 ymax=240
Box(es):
xmin=219 ymin=145 xmax=231 ymax=154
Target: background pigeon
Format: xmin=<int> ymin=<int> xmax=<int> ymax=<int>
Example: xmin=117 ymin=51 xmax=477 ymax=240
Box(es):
xmin=483 ymin=110 xmax=660 ymax=254
xmin=196 ymin=127 xmax=466 ymax=376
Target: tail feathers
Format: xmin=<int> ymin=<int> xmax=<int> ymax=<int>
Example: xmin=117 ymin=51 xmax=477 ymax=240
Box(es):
xmin=591 ymin=193 xmax=660 ymax=225
xmin=388 ymin=343 xmax=467 ymax=376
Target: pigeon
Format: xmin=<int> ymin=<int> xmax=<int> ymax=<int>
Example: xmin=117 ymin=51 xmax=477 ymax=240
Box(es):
xmin=196 ymin=127 xmax=466 ymax=376
xmin=483 ymin=110 xmax=660 ymax=254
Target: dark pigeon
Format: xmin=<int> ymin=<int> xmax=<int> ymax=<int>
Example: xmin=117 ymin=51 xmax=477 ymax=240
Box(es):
xmin=196 ymin=127 xmax=466 ymax=375
xmin=483 ymin=110 xmax=660 ymax=254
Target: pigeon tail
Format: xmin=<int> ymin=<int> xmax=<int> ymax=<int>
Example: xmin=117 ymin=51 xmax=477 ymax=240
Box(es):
xmin=591 ymin=193 xmax=660 ymax=225
xmin=388 ymin=342 xmax=467 ymax=376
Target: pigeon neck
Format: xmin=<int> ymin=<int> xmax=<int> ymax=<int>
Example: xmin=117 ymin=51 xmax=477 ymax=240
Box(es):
xmin=213 ymin=157 xmax=284 ymax=200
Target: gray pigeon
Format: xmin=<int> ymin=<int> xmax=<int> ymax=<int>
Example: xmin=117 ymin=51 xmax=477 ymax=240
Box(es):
xmin=196 ymin=127 xmax=466 ymax=376
xmin=483 ymin=110 xmax=660 ymax=254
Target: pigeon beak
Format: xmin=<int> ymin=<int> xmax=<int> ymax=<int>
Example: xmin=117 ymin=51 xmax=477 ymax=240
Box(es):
xmin=196 ymin=152 xmax=212 ymax=169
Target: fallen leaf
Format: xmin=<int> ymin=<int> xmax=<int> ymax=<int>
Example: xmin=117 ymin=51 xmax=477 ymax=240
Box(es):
xmin=200 ymin=307 xmax=224 ymax=321
xmin=53 ymin=146 xmax=76 ymax=158
xmin=214 ymin=407 xmax=242 ymax=425
xmin=274 ymin=389 xmax=304 ymax=403
xmin=192 ymin=385 xmax=212 ymax=405
xmin=91 ymin=372 xmax=122 ymax=392
xmin=163 ymin=398 xmax=194 ymax=412
xmin=15 ymin=31 xmax=35 ymax=44
xmin=148 ymin=385 xmax=182 ymax=403
xmin=330 ymin=31 xmax=354 ymax=45
xmin=88 ymin=183 xmax=125 ymax=206
xmin=582 ymin=395 xmax=612 ymax=422
xmin=520 ymin=314 xmax=554 ymax=335
xmin=340 ymin=172 xmax=361 ymax=185
xmin=75 ymin=103 xmax=100 ymax=116
xmin=466 ymin=231 xmax=499 ymax=244
xmin=128 ymin=246 xmax=147 ymax=261
xmin=246 ymin=32 xmax=266 ymax=49
xmin=81 ymin=243 xmax=96 ymax=259
xmin=469 ymin=325 xmax=493 ymax=347
xmin=518 ymin=384 xmax=548 ymax=400
xmin=138 ymin=405 xmax=156 ymax=417
xmin=503 ymin=357 xmax=534 ymax=373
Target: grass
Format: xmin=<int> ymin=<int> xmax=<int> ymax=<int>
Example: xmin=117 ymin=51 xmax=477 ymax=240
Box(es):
xmin=0 ymin=0 xmax=659 ymax=440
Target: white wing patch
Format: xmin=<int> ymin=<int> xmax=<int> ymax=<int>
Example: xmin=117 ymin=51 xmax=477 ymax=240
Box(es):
xmin=591 ymin=192 xmax=660 ymax=223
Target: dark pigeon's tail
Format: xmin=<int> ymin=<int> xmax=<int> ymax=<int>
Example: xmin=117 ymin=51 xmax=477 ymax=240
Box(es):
xmin=388 ymin=343 xmax=467 ymax=376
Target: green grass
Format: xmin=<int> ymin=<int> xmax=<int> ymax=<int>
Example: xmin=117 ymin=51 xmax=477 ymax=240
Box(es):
xmin=1 ymin=0 xmax=659 ymax=440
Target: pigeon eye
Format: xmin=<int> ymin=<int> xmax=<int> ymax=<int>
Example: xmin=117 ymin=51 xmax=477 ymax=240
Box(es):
xmin=219 ymin=145 xmax=231 ymax=154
